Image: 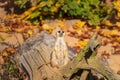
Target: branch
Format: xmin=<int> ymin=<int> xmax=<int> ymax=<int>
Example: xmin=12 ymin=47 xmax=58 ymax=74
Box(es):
xmin=61 ymin=32 xmax=120 ymax=80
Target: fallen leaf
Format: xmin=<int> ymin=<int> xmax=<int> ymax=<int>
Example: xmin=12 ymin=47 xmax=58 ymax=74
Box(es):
xmin=6 ymin=47 xmax=16 ymax=54
xmin=105 ymin=20 xmax=113 ymax=26
xmin=110 ymin=30 xmax=119 ymax=36
xmin=116 ymin=22 xmax=120 ymax=27
xmin=42 ymin=24 xmax=54 ymax=32
xmin=75 ymin=39 xmax=88 ymax=48
xmin=97 ymin=44 xmax=115 ymax=56
xmin=0 ymin=33 xmax=11 ymax=41
xmin=117 ymin=70 xmax=120 ymax=75
xmin=57 ymin=20 xmax=65 ymax=28
xmin=2 ymin=51 xmax=9 ymax=57
xmin=0 ymin=56 xmax=4 ymax=64
xmin=75 ymin=20 xmax=86 ymax=28
xmin=76 ymin=29 xmax=82 ymax=34
xmin=27 ymin=30 xmax=33 ymax=37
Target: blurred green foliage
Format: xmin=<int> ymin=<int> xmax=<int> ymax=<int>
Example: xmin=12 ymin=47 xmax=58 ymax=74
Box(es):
xmin=15 ymin=0 xmax=29 ymax=8
xmin=15 ymin=0 xmax=114 ymax=26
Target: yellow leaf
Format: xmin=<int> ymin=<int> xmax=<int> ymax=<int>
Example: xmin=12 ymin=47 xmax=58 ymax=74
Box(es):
xmin=39 ymin=2 xmax=46 ymax=7
xmin=113 ymin=0 xmax=120 ymax=18
xmin=104 ymin=31 xmax=111 ymax=37
xmin=24 ymin=15 xmax=31 ymax=20
xmin=51 ymin=7 xmax=58 ymax=13
xmin=32 ymin=25 xmax=39 ymax=28
xmin=42 ymin=24 xmax=53 ymax=31
xmin=27 ymin=30 xmax=33 ymax=37
xmin=76 ymin=20 xmax=86 ymax=28
xmin=116 ymin=22 xmax=120 ymax=27
xmin=116 ymin=37 xmax=120 ymax=42
xmin=0 ymin=34 xmax=11 ymax=41
xmin=24 ymin=11 xmax=30 ymax=16
xmin=6 ymin=47 xmax=16 ymax=54
xmin=113 ymin=1 xmax=120 ymax=11
xmin=6 ymin=27 xmax=12 ymax=32
xmin=12 ymin=28 xmax=24 ymax=32
xmin=118 ymin=12 xmax=120 ymax=18
xmin=96 ymin=26 xmax=100 ymax=30
xmin=77 ymin=0 xmax=81 ymax=4
xmin=55 ymin=3 xmax=61 ymax=8
xmin=103 ymin=30 xmax=118 ymax=37
xmin=105 ymin=21 xmax=113 ymax=26
xmin=47 ymin=0 xmax=53 ymax=7
xmin=110 ymin=30 xmax=119 ymax=36
xmin=57 ymin=20 xmax=65 ymax=28
xmin=29 ymin=6 xmax=36 ymax=11
xmin=76 ymin=39 xmax=88 ymax=48
xmin=76 ymin=29 xmax=82 ymax=34
xmin=2 ymin=51 xmax=9 ymax=57
xmin=20 ymin=14 xmax=26 ymax=19
xmin=73 ymin=20 xmax=85 ymax=34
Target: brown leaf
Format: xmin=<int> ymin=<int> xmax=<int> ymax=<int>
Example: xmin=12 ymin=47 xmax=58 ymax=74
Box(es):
xmin=2 ymin=51 xmax=9 ymax=57
xmin=6 ymin=47 xmax=16 ymax=54
xmin=97 ymin=44 xmax=115 ymax=56
xmin=117 ymin=70 xmax=120 ymax=75
xmin=0 ymin=56 xmax=4 ymax=64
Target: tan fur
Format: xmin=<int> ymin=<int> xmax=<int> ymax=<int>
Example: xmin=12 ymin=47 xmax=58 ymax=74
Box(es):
xmin=51 ymin=30 xmax=69 ymax=68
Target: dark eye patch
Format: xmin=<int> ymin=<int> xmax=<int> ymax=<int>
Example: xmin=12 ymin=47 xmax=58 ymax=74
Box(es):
xmin=58 ymin=31 xmax=61 ymax=33
xmin=57 ymin=30 xmax=64 ymax=33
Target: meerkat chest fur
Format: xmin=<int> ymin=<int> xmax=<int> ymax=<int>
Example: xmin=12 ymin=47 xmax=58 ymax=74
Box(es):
xmin=55 ymin=37 xmax=67 ymax=59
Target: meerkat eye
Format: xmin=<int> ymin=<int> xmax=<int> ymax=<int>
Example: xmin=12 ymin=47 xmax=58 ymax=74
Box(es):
xmin=58 ymin=31 xmax=61 ymax=33
xmin=62 ymin=31 xmax=64 ymax=33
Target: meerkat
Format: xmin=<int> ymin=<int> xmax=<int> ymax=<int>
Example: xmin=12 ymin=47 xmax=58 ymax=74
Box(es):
xmin=51 ymin=30 xmax=69 ymax=68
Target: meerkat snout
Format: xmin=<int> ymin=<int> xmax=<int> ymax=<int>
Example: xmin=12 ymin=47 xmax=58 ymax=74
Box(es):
xmin=57 ymin=30 xmax=65 ymax=37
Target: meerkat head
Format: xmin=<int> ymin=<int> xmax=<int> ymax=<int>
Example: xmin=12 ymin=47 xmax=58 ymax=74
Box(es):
xmin=56 ymin=30 xmax=65 ymax=37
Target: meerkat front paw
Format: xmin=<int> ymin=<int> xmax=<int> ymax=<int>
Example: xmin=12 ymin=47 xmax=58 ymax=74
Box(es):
xmin=51 ymin=60 xmax=59 ymax=68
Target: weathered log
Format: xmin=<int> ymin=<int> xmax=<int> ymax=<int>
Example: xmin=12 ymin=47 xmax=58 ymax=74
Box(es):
xmin=20 ymin=31 xmax=75 ymax=80
xmin=20 ymin=31 xmax=120 ymax=80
